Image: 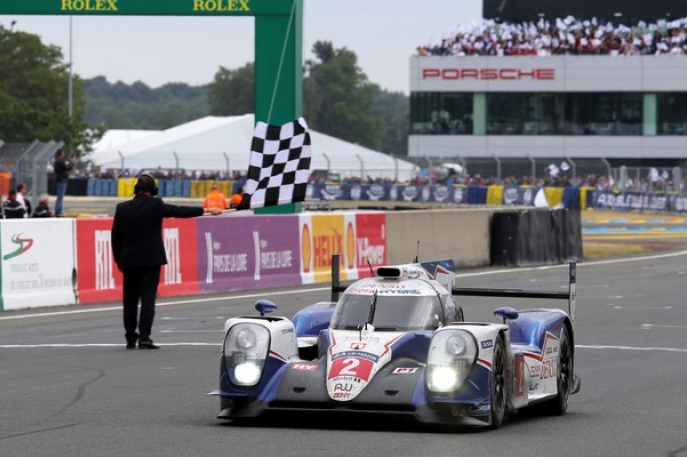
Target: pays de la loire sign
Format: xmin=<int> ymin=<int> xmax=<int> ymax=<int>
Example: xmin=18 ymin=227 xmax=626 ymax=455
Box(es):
xmin=0 ymin=0 xmax=293 ymax=16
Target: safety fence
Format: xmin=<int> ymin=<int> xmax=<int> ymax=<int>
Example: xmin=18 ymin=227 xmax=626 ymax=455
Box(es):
xmin=593 ymin=190 xmax=687 ymax=213
xmin=307 ymin=182 xmax=593 ymax=209
xmin=49 ymin=177 xmax=238 ymax=199
xmin=52 ymin=176 xmax=594 ymax=209
xmin=0 ymin=208 xmax=581 ymax=312
xmin=48 ymin=177 xmax=687 ymax=214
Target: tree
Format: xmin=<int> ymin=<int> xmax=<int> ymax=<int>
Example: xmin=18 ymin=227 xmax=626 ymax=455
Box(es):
xmin=0 ymin=25 xmax=98 ymax=155
xmin=303 ymin=41 xmax=385 ymax=151
xmin=373 ymin=90 xmax=409 ymax=156
xmin=207 ymin=63 xmax=255 ymax=116
xmin=83 ymin=77 xmax=209 ymax=131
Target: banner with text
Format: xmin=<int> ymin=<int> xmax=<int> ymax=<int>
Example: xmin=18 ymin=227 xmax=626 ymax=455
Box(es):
xmin=196 ymin=215 xmax=301 ymax=293
xmin=1 ymin=219 xmax=76 ymax=311
xmin=299 ymin=212 xmax=387 ymax=284
xmin=158 ymin=218 xmax=201 ymax=297
xmin=75 ymin=218 xmax=123 ymax=304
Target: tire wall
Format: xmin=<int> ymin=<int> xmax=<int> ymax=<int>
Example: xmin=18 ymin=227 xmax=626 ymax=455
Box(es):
xmin=490 ymin=208 xmax=583 ymax=267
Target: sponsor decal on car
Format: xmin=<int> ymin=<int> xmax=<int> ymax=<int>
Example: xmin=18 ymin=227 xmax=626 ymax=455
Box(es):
xmin=291 ymin=363 xmax=318 ymax=371
xmin=392 ymin=367 xmax=418 ymax=374
xmin=328 ymin=357 xmax=374 ymax=382
xmin=480 ymin=339 xmax=494 ymax=349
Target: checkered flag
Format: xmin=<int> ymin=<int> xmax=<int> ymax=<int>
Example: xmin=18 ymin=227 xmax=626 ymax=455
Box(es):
xmin=237 ymin=117 xmax=312 ymax=210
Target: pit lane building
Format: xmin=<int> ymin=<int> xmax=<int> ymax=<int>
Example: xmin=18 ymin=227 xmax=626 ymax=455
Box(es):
xmin=408 ymin=55 xmax=687 ymax=174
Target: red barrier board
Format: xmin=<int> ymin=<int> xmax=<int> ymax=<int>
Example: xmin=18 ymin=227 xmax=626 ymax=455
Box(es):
xmin=157 ymin=218 xmax=200 ymax=297
xmin=75 ymin=217 xmax=201 ymax=304
xmin=75 ymin=218 xmax=123 ymax=304
xmin=354 ymin=213 xmax=387 ymax=278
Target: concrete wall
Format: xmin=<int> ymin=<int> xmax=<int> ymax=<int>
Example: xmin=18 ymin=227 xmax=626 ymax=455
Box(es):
xmin=386 ymin=208 xmax=494 ymax=268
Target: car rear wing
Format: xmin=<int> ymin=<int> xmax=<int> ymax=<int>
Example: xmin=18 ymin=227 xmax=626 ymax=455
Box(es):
xmin=452 ymin=262 xmax=577 ymax=322
xmin=330 ymin=254 xmax=577 ymax=323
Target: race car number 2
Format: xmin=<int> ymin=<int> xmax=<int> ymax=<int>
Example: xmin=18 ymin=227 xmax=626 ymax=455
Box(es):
xmin=328 ymin=357 xmax=374 ymax=381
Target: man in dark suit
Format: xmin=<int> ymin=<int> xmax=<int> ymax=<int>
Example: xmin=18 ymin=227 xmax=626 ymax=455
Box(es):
xmin=111 ymin=174 xmax=222 ymax=350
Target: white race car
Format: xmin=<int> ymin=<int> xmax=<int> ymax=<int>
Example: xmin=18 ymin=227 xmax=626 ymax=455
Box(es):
xmin=211 ymin=257 xmax=581 ymax=429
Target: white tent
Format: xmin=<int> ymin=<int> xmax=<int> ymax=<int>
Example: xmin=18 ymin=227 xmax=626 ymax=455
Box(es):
xmin=91 ymin=115 xmax=417 ymax=181
xmin=92 ymin=129 xmax=160 ymax=151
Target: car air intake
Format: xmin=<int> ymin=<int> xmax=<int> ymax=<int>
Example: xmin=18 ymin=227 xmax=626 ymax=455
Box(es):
xmin=376 ymin=267 xmax=401 ymax=278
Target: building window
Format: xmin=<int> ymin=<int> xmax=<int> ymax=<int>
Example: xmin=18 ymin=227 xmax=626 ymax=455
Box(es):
xmin=484 ymin=92 xmax=642 ymax=135
xmin=410 ymin=93 xmax=473 ymax=135
xmin=410 ymin=91 xmax=647 ymax=136
xmin=658 ymin=93 xmax=687 ymax=135
xmin=563 ymin=93 xmax=642 ymax=135
xmin=486 ymin=93 xmax=559 ymax=135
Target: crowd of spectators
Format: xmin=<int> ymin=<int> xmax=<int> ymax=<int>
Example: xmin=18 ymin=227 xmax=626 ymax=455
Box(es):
xmin=306 ymin=164 xmax=684 ymax=194
xmin=47 ymin=165 xmax=247 ymax=184
xmin=418 ymin=16 xmax=687 ymax=57
xmin=44 ymin=163 xmax=683 ymax=195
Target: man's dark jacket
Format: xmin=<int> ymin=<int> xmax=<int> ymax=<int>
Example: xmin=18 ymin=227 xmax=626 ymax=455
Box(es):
xmin=54 ymin=157 xmax=73 ymax=183
xmin=2 ymin=199 xmax=25 ymax=219
xmin=32 ymin=203 xmax=52 ymax=218
xmin=111 ymin=194 xmax=203 ymax=269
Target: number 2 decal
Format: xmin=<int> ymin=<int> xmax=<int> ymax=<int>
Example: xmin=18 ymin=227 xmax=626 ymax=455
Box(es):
xmin=339 ymin=358 xmax=360 ymax=376
xmin=328 ymin=357 xmax=374 ymax=381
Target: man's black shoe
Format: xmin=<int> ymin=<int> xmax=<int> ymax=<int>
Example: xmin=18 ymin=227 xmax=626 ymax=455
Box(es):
xmin=126 ymin=343 xmax=136 ymax=350
xmin=138 ymin=341 xmax=160 ymax=350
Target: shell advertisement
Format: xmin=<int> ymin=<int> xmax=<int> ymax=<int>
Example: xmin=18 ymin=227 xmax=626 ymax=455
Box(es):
xmin=299 ymin=212 xmax=386 ymax=285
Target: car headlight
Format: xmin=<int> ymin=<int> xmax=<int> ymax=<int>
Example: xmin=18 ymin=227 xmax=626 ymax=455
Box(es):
xmin=428 ymin=365 xmax=459 ymax=392
xmin=446 ymin=334 xmax=467 ymax=355
xmin=236 ymin=328 xmax=257 ymax=349
xmin=224 ymin=323 xmax=270 ymax=387
xmin=234 ymin=362 xmax=262 ymax=385
xmin=427 ymin=329 xmax=478 ymax=393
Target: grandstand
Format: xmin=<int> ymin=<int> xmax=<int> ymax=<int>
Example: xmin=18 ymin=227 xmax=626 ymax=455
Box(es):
xmin=410 ymin=13 xmax=687 ymax=183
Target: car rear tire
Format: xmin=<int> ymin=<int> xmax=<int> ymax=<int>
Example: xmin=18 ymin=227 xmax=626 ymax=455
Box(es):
xmin=540 ymin=325 xmax=572 ymax=416
xmin=489 ymin=335 xmax=506 ymax=429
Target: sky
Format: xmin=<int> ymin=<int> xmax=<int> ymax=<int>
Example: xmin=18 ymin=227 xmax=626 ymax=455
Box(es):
xmin=0 ymin=1 xmax=482 ymax=94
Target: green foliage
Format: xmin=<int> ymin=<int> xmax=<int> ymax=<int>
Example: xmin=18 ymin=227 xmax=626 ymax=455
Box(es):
xmin=0 ymin=26 xmax=409 ymax=158
xmin=372 ymin=90 xmax=409 ymax=156
xmin=304 ymin=41 xmax=385 ymax=151
xmin=207 ymin=63 xmax=255 ymax=116
xmin=83 ymin=76 xmax=209 ymax=130
xmin=81 ymin=40 xmax=410 ymax=156
xmin=0 ymin=25 xmax=96 ymax=155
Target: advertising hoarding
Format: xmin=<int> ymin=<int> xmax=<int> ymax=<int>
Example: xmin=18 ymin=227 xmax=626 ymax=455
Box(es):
xmin=0 ymin=219 xmax=76 ymax=310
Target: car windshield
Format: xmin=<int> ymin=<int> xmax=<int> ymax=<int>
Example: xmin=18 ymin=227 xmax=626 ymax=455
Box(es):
xmin=330 ymin=293 xmax=441 ymax=331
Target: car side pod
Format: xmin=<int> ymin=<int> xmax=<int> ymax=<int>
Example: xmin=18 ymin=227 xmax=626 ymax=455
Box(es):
xmin=255 ymin=299 xmax=278 ymax=316
xmin=494 ymin=307 xmax=520 ymax=324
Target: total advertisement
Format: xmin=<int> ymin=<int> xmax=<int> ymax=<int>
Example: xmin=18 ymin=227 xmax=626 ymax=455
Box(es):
xmin=197 ymin=215 xmax=301 ymax=293
xmin=0 ymin=219 xmax=76 ymax=311
xmin=299 ymin=212 xmax=387 ymax=284
xmin=353 ymin=213 xmax=387 ymax=278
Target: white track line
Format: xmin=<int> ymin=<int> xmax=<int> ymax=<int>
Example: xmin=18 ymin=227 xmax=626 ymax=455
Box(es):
xmin=1 ymin=343 xmax=685 ymax=353
xmin=0 ymin=287 xmax=330 ymax=321
xmin=2 ymin=249 xmax=687 ymax=322
xmin=577 ymin=344 xmax=687 ymax=353
xmin=0 ymin=343 xmax=220 ymax=348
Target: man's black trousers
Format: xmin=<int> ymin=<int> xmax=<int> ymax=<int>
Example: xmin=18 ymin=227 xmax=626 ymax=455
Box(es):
xmin=122 ymin=265 xmax=162 ymax=344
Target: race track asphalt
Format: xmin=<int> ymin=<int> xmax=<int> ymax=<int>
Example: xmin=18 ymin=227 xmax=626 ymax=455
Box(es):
xmin=1 ymin=252 xmax=686 ymax=457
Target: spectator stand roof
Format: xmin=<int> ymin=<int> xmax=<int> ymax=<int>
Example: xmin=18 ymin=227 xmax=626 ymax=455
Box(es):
xmin=90 ymin=115 xmax=417 ymax=181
